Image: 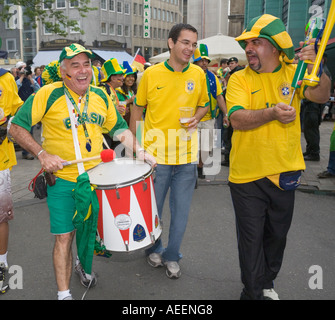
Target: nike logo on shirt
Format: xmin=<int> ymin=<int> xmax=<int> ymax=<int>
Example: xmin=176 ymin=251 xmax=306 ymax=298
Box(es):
xmin=251 ymin=89 xmax=262 ymax=94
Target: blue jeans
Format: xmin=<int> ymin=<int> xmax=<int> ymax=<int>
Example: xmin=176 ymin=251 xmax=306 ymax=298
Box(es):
xmin=146 ymin=163 xmax=197 ymax=262
xmin=327 ymin=151 xmax=335 ymax=174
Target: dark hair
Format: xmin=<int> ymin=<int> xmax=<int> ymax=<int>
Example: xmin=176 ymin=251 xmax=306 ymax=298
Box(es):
xmin=167 ymin=23 xmax=198 ymax=51
xmin=121 ymin=73 xmax=137 ymax=95
xmin=220 ymin=58 xmax=228 ymax=65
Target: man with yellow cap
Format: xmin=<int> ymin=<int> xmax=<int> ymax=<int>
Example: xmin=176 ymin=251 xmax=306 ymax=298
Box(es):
xmin=226 ymin=14 xmax=331 ymax=300
xmin=9 ymin=43 xmax=156 ymax=299
xmin=192 ymin=44 xmax=228 ymax=179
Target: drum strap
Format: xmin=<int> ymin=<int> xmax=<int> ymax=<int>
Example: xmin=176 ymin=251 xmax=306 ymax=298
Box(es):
xmin=65 ymin=93 xmax=85 ymax=175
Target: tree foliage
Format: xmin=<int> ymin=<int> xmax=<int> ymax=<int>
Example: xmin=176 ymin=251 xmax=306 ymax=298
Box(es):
xmin=0 ymin=0 xmax=97 ymax=36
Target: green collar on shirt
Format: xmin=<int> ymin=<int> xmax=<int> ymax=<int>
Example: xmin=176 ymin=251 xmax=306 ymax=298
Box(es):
xmin=164 ymin=60 xmax=190 ymax=73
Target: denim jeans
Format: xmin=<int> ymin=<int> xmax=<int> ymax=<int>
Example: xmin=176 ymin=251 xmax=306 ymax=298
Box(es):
xmin=327 ymin=151 xmax=335 ymax=174
xmin=146 ymin=163 xmax=197 ymax=262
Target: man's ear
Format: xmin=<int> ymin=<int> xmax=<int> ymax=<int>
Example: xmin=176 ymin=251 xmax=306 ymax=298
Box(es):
xmin=167 ymin=38 xmax=174 ymax=52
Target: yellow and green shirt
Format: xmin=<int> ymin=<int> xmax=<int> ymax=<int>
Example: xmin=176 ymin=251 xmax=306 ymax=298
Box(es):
xmin=135 ymin=61 xmax=209 ymax=165
xmin=226 ymin=62 xmax=306 ymax=184
xmin=0 ymin=71 xmax=23 ymax=171
xmin=12 ymin=81 xmax=127 ymax=182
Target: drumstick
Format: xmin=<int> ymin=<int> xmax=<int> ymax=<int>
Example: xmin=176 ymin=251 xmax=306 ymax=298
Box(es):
xmin=62 ymin=149 xmax=116 ymax=166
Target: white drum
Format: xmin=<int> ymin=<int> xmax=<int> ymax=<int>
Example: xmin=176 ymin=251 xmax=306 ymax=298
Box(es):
xmin=87 ymin=158 xmax=161 ymax=252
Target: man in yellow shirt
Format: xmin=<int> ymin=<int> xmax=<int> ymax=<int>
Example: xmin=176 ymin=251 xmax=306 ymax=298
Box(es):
xmin=0 ymin=69 xmax=23 ymax=294
xmin=130 ymin=24 xmax=209 ymax=279
xmin=10 ymin=43 xmax=156 ymax=299
xmin=226 ymin=14 xmax=331 ymax=300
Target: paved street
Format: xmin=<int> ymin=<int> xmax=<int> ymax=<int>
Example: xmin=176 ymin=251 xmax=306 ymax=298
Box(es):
xmin=1 ymin=120 xmax=335 ymax=301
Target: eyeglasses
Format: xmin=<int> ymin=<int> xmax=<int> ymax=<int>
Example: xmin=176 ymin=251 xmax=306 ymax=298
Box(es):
xmin=177 ymin=40 xmax=198 ymax=49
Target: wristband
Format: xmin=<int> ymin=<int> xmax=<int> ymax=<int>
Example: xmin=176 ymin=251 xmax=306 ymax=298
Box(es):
xmin=37 ymin=149 xmax=45 ymax=157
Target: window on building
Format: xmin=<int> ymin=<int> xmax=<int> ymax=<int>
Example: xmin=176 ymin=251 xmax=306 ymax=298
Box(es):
xmin=125 ymin=25 xmax=130 ymax=37
xmin=69 ymin=0 xmax=79 ymax=8
xmin=154 ymin=47 xmax=161 ymax=56
xmin=43 ymin=23 xmax=53 ymax=35
xmin=70 ymin=21 xmax=80 ymax=33
xmin=101 ymin=0 xmax=107 ymax=10
xmin=133 ymin=3 xmax=137 ymax=15
xmin=6 ymin=38 xmax=17 ymax=52
xmin=139 ymin=4 xmax=143 ymax=16
xmin=144 ymin=47 xmax=152 ymax=61
xmin=134 ymin=24 xmax=138 ymax=37
xmin=109 ymin=0 xmax=115 ymax=11
xmin=109 ymin=23 xmax=115 ymax=35
xmin=117 ymin=24 xmax=123 ymax=36
xmin=117 ymin=1 xmax=122 ymax=13
xmin=56 ymin=0 xmax=66 ymax=9
xmin=101 ymin=22 xmax=107 ymax=34
xmin=139 ymin=25 xmax=143 ymax=37
xmin=153 ymin=7 xmax=157 ymax=19
xmin=124 ymin=2 xmax=130 ymax=14
xmin=43 ymin=0 xmax=53 ymax=10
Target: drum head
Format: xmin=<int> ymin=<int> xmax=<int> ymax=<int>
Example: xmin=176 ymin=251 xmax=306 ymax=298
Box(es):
xmin=87 ymin=158 xmax=152 ymax=188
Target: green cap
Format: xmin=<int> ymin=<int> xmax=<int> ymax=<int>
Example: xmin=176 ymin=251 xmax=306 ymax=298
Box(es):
xmin=193 ymin=44 xmax=211 ymax=63
xmin=235 ymin=14 xmax=295 ymax=61
xmin=101 ymin=58 xmax=126 ymax=82
xmin=59 ymin=43 xmax=93 ymax=63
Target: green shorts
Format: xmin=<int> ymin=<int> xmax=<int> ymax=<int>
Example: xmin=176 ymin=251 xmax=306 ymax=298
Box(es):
xmin=47 ymin=178 xmax=76 ymax=235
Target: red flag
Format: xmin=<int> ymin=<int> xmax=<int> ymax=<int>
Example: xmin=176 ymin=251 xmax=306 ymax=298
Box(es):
xmin=134 ymin=52 xmax=146 ymax=65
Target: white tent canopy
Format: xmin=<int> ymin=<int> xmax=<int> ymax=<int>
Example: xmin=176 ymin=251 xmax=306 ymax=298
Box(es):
xmin=32 ymin=49 xmax=133 ymax=67
xmin=149 ymin=33 xmax=247 ymax=66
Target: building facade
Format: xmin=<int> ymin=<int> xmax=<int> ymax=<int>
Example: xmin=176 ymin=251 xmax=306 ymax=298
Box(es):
xmin=185 ymin=0 xmax=245 ymax=39
xmin=132 ymin=0 xmax=183 ymax=60
xmin=38 ymin=0 xmax=184 ymax=61
xmin=1 ymin=0 xmax=244 ymax=67
xmin=244 ymin=0 xmax=334 ymax=47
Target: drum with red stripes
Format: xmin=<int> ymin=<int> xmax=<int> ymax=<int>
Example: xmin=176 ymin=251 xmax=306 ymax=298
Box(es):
xmin=87 ymin=158 xmax=161 ymax=252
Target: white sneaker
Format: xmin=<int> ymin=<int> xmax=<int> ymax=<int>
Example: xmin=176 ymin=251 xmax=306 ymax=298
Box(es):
xmin=263 ymin=288 xmax=280 ymax=300
xmin=165 ymin=261 xmax=181 ymax=279
xmin=147 ymin=253 xmax=163 ymax=267
xmin=0 ymin=262 xmax=9 ymax=294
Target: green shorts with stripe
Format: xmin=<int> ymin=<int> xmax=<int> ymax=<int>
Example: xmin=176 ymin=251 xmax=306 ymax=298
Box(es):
xmin=47 ymin=178 xmax=76 ymax=235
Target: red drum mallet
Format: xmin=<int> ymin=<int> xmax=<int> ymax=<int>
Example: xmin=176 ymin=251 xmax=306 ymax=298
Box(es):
xmin=62 ymin=149 xmax=116 ymax=166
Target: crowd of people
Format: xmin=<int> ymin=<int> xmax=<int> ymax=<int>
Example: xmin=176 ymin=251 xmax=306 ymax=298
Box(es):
xmin=0 ymin=15 xmax=334 ymax=300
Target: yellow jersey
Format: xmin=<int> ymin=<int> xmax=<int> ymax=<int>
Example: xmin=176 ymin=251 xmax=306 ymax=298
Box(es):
xmin=226 ymin=62 xmax=306 ymax=184
xmin=135 ymin=61 xmax=209 ymax=165
xmin=0 ymin=71 xmax=23 ymax=171
xmin=12 ymin=81 xmax=127 ymax=182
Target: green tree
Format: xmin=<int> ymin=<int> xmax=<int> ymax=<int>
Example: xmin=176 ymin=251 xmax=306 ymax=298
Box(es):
xmin=0 ymin=0 xmax=97 ymax=36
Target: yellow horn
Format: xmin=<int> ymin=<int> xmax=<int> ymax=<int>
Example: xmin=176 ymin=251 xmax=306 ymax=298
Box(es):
xmin=304 ymin=0 xmax=335 ymax=86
